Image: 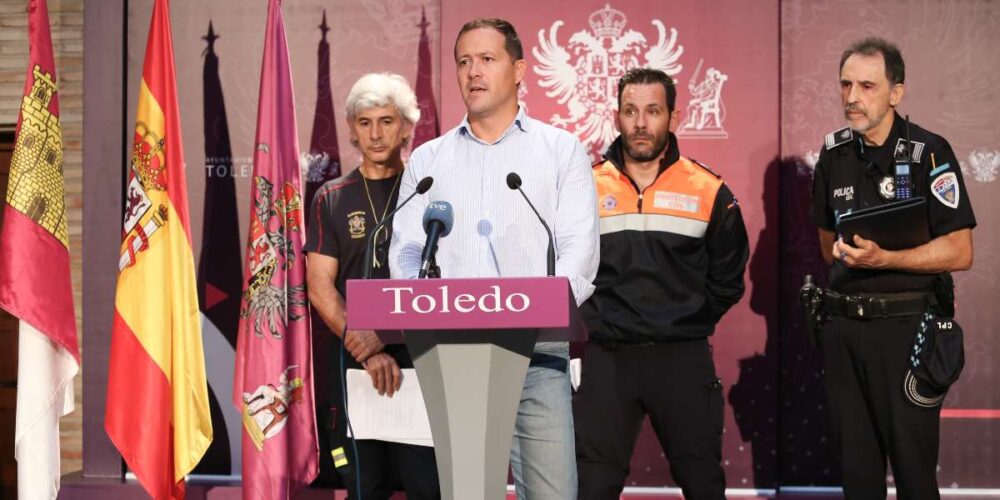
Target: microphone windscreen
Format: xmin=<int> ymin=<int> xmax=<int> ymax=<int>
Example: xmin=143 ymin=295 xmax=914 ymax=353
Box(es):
xmin=506 ymin=172 xmax=522 ymax=190
xmin=421 ymin=200 xmax=454 ymax=237
xmin=415 ymin=176 xmax=434 ymax=194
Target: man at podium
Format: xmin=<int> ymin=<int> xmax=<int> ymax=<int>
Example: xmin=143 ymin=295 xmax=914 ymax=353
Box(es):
xmin=388 ymin=17 xmax=599 ymax=500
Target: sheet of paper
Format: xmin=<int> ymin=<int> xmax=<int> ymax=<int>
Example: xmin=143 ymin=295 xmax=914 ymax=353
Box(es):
xmin=346 ymin=368 xmax=434 ymax=447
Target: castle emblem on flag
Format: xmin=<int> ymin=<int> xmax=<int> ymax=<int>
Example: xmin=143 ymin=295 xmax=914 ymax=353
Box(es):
xmin=241 ymin=175 xmax=307 ymax=338
xmin=6 ymin=65 xmax=67 ymax=244
xmin=533 ymin=4 xmax=685 ymax=155
xmin=241 ymin=366 xmax=305 ymax=451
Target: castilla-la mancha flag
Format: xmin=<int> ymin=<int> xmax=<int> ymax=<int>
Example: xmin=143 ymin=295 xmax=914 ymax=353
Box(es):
xmin=0 ymin=1 xmax=79 ymax=498
xmin=105 ymin=0 xmax=213 ymax=498
xmin=232 ymin=0 xmax=319 ymax=498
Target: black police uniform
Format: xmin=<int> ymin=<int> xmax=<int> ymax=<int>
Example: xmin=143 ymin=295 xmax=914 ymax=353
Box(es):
xmin=305 ymin=169 xmax=440 ymax=500
xmin=811 ymin=112 xmax=976 ymax=499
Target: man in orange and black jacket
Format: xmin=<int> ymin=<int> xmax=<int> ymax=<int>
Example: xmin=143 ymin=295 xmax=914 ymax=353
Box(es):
xmin=575 ymin=68 xmax=749 ymax=500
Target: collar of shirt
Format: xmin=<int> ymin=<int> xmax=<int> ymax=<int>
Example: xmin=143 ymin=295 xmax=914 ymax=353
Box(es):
xmin=602 ymin=133 xmax=682 ymax=176
xmin=859 ymin=111 xmax=907 ymax=174
xmin=457 ymin=106 xmax=530 ymax=145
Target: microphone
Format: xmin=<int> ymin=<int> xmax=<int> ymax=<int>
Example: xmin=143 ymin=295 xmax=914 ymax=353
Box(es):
xmin=506 ymin=172 xmax=555 ymax=276
xmin=363 ymin=176 xmax=434 ymax=279
xmin=418 ymin=201 xmax=454 ymax=278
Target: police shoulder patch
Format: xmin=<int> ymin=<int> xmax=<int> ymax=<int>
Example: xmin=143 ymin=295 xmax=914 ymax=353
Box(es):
xmin=930 ymin=171 xmax=960 ymax=209
xmin=825 ymin=127 xmax=853 ymax=150
xmin=689 ymin=158 xmax=722 ymax=178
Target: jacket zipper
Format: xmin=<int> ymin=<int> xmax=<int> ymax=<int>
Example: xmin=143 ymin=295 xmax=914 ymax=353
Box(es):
xmin=621 ymin=174 xmax=644 ymax=212
xmin=619 ymin=160 xmax=670 ymax=213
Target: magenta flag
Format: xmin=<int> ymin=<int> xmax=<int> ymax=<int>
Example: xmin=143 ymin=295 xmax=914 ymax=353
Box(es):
xmin=232 ymin=0 xmax=319 ymax=497
xmin=412 ymin=7 xmax=439 ymax=149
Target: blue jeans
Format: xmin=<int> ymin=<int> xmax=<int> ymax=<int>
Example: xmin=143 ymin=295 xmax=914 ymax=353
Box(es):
xmin=510 ymin=348 xmax=577 ymax=500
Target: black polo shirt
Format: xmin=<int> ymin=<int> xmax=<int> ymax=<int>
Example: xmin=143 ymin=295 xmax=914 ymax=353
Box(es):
xmin=305 ymin=168 xmax=402 ymax=297
xmin=811 ymin=113 xmax=976 ymax=293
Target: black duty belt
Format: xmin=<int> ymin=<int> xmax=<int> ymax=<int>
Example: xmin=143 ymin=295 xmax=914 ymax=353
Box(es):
xmin=529 ymin=353 xmax=568 ymax=373
xmin=821 ymin=291 xmax=931 ymax=320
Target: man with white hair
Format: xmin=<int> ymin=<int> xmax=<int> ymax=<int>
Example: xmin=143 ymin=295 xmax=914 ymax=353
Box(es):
xmin=305 ymin=72 xmax=440 ymax=499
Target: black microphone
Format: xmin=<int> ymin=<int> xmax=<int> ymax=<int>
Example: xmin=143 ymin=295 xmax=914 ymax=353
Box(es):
xmin=418 ymin=201 xmax=454 ymax=278
xmin=363 ymin=176 xmax=434 ymax=279
xmin=506 ymin=172 xmax=555 ymax=276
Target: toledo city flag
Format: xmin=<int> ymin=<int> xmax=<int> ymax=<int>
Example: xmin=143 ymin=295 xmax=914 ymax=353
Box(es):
xmin=232 ymin=1 xmax=319 ymax=497
xmin=104 ymin=0 xmax=212 ymax=498
xmin=0 ymin=1 xmax=79 ymax=498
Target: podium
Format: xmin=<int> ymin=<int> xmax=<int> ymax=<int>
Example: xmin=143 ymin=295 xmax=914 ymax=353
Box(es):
xmin=346 ymin=276 xmax=585 ymax=500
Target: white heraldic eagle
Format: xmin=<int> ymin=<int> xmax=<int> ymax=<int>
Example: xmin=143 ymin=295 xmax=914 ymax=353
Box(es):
xmin=532 ymin=4 xmax=684 ymax=155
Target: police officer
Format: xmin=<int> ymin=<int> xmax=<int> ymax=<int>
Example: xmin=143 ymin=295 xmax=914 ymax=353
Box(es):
xmin=811 ymin=38 xmax=976 ymax=499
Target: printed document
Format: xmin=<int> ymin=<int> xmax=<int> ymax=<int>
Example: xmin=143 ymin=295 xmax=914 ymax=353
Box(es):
xmin=346 ymin=368 xmax=433 ymax=447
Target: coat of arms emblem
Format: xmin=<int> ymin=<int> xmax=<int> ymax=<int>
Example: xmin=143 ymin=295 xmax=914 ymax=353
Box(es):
xmin=118 ymin=122 xmax=171 ymax=271
xmin=533 ymin=4 xmax=730 ymax=156
xmin=241 ymin=175 xmax=306 ymax=338
xmin=241 ymin=366 xmax=305 ymax=451
xmin=348 ymin=210 xmax=366 ymax=239
xmin=965 ymin=149 xmax=999 ymax=183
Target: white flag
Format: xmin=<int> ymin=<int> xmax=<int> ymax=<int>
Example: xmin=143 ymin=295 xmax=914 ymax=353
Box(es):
xmin=15 ymin=321 xmax=78 ymax=500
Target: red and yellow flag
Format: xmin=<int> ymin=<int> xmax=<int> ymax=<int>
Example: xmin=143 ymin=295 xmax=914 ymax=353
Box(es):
xmin=105 ymin=0 xmax=212 ymax=498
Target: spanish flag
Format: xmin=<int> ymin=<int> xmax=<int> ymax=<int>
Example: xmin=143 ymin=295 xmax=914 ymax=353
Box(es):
xmin=105 ymin=0 xmax=212 ymax=498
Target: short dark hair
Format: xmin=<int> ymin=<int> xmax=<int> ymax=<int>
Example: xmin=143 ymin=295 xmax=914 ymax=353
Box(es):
xmin=839 ymin=37 xmax=905 ymax=85
xmin=617 ymin=68 xmax=677 ymax=112
xmin=454 ymin=18 xmax=523 ymax=62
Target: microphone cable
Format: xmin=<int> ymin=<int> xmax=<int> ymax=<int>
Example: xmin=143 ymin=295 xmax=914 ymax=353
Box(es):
xmin=338 ymin=325 xmax=363 ymax=500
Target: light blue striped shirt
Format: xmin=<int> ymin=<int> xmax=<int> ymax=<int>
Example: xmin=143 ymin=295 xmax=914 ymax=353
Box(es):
xmin=389 ymin=107 xmax=599 ymax=354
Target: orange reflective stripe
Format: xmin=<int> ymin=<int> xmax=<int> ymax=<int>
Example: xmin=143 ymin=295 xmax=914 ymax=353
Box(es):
xmin=593 ymin=157 xmax=723 ymax=223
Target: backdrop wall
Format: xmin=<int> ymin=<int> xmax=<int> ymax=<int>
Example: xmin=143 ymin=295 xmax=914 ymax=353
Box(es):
xmin=98 ymin=0 xmax=999 ymax=491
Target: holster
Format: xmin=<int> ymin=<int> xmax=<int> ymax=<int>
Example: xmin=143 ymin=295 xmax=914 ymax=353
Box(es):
xmin=798 ymin=275 xmax=826 ymax=347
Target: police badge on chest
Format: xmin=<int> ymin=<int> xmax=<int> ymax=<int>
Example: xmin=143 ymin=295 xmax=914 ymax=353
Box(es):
xmin=879 ymin=175 xmax=895 ymax=200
